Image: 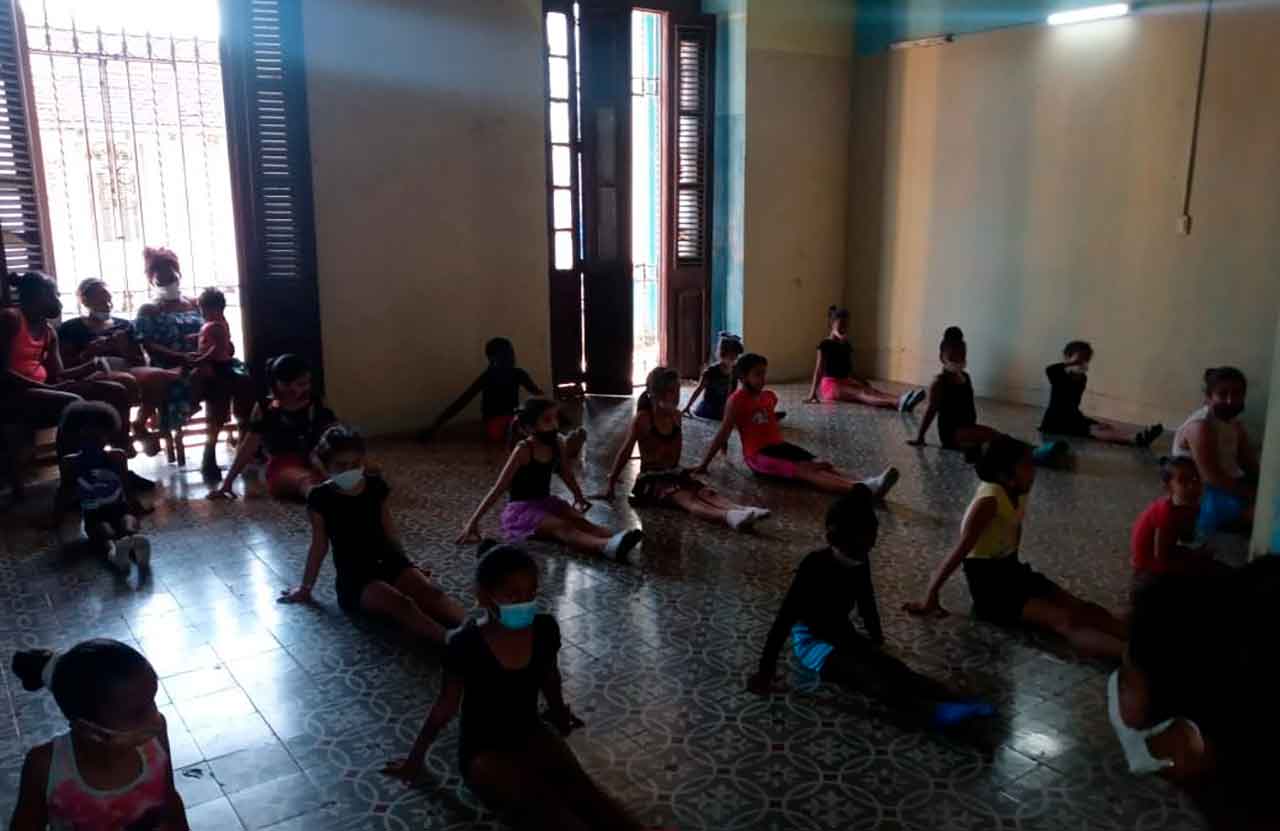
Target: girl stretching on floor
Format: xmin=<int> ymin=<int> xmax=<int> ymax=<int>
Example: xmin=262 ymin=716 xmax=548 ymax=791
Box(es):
xmin=383 ymin=543 xmax=673 ymax=831
xmin=1040 ymin=341 xmax=1163 ymax=446
xmin=695 ymin=353 xmax=900 ymax=498
xmin=279 ymin=425 xmax=466 ymax=644
xmin=458 ymin=398 xmax=642 ymax=561
xmin=748 ymin=486 xmax=994 ymax=730
xmin=599 ymin=366 xmax=769 ymax=531
xmin=904 ymin=436 xmax=1127 ymax=660
xmin=420 ymin=337 xmax=544 ymax=443
xmin=210 ymin=353 xmax=336 ymax=501
xmin=9 ymin=640 xmax=189 ymax=830
xmin=807 ymin=306 xmax=925 ymax=412
xmin=910 ymin=327 xmax=1065 ymax=466
xmin=683 ymin=332 xmax=743 ymax=421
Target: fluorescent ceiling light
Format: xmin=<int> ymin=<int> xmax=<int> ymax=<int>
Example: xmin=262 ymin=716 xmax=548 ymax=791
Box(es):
xmin=1047 ymin=3 xmax=1130 ymax=25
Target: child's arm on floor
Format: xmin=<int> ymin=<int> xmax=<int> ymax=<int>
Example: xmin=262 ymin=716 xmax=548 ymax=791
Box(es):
xmin=210 ymin=408 xmax=265 ymax=498
xmin=909 ymin=378 xmax=945 ymax=446
xmin=540 ymin=661 xmax=584 ymax=735
xmin=599 ymin=415 xmax=641 ymax=500
xmin=158 ymin=718 xmax=191 ymax=830
xmin=9 ymin=744 xmax=51 ymax=830
xmin=380 ymin=502 xmax=411 ymax=560
xmin=421 ymin=373 xmax=487 ymax=439
xmin=280 ymin=511 xmax=332 ymax=603
xmin=749 ymin=568 xmax=808 ymax=695
xmin=694 ymin=401 xmax=738 ymax=473
xmin=905 ymin=497 xmax=996 ymax=616
xmin=557 ymin=446 xmax=591 ymax=512
xmin=853 ymin=564 xmax=885 ymax=644
xmin=458 ymin=445 xmax=528 ymax=542
xmin=805 ymin=351 xmax=824 ymax=402
xmin=682 ymin=375 xmax=707 ymax=416
xmin=383 ymin=675 xmax=464 ymax=783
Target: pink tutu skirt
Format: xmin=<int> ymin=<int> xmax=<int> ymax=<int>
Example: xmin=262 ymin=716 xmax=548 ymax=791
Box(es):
xmin=501 ymin=496 xmax=575 ymax=541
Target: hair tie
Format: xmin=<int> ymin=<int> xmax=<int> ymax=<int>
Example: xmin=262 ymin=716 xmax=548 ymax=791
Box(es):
xmin=42 ymin=650 xmax=62 ymax=689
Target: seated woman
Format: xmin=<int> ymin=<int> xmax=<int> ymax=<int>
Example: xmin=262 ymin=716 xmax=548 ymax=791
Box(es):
xmin=1171 ymin=367 xmax=1258 ymax=537
xmin=134 ymin=246 xmax=252 ymax=476
xmin=59 ymin=278 xmax=179 ymax=455
xmin=0 ymin=272 xmax=132 ymax=452
xmin=1113 ymin=559 xmax=1280 ymax=829
xmin=1040 ymin=340 xmax=1162 ymax=447
xmin=209 ymin=354 xmax=335 ymax=502
xmin=806 ymin=306 xmax=924 ymax=412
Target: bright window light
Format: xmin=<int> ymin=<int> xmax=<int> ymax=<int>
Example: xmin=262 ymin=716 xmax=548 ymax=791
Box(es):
xmin=1047 ymin=3 xmax=1130 ymax=25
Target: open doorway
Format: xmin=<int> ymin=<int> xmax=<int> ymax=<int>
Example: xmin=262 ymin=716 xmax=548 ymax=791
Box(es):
xmin=20 ymin=0 xmax=243 ymax=354
xmin=630 ymin=8 xmax=664 ymax=386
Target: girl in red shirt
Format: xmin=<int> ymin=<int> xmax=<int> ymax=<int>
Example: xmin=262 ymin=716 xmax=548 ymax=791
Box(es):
xmin=694 ymin=353 xmax=900 ymax=498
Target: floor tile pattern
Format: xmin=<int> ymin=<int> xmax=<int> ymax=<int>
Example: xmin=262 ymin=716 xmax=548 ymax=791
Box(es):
xmin=0 ymin=383 xmax=1226 ymax=829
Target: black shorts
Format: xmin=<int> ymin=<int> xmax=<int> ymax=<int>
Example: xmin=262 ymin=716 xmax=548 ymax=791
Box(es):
xmin=335 ymin=552 xmax=415 ymax=613
xmin=757 ymin=442 xmax=816 ymax=462
xmin=83 ymin=502 xmax=132 ymax=538
xmin=962 ymin=554 xmax=1059 ymax=626
xmin=1040 ymin=412 xmax=1096 ymax=438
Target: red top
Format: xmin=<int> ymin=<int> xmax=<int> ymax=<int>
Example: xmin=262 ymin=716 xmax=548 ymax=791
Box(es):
xmin=8 ymin=312 xmax=50 ymax=383
xmin=728 ymin=388 xmax=783 ymax=458
xmin=1130 ymin=496 xmax=1198 ymax=574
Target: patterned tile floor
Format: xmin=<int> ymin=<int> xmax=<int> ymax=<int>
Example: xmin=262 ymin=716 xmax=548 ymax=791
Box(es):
xmin=0 ymin=383 xmax=1228 ymax=830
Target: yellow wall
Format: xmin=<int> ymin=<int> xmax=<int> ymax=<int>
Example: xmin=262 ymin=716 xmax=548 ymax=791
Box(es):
xmin=846 ymin=1 xmax=1280 ymax=432
xmin=302 ymin=0 xmax=550 ymax=434
xmin=742 ymin=0 xmax=856 ymax=381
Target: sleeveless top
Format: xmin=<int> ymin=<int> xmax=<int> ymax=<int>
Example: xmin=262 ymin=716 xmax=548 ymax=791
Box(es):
xmin=965 ymin=482 xmax=1024 ymax=560
xmin=729 ymin=388 xmax=784 ymax=458
xmin=935 ymin=371 xmax=978 ymax=445
xmin=10 ymin=313 xmax=51 ymax=383
xmin=509 ymin=440 xmax=559 ymax=502
xmin=46 ymin=732 xmax=170 ymax=831
xmin=637 ymin=409 xmax=682 ymax=473
xmin=1173 ymin=406 xmax=1245 ymax=480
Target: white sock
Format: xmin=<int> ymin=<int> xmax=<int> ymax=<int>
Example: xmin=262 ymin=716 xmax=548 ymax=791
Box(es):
xmin=726 ymin=509 xmax=755 ymax=531
xmin=862 ymin=466 xmax=900 ymax=499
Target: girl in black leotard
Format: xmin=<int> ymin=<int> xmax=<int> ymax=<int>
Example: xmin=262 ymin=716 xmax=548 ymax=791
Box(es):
xmin=458 ymin=398 xmax=642 ymax=561
xmin=599 ymin=367 xmax=769 ymax=531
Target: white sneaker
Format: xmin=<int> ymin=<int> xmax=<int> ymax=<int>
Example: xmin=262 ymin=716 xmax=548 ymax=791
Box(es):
xmin=864 ymin=466 xmax=900 ymax=500
xmin=897 ymin=391 xmax=914 ymax=412
xmin=749 ymin=507 xmax=772 ymax=523
xmin=129 ymin=536 xmax=151 ymax=570
xmin=107 ymin=539 xmax=131 ymax=573
xmin=726 ymin=509 xmax=756 ymax=532
xmin=603 ymin=529 xmax=643 ymax=561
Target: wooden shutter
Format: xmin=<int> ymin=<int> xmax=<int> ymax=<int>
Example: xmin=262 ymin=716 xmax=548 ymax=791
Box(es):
xmin=0 ymin=0 xmax=48 ymax=285
xmin=220 ymin=0 xmax=323 ymax=387
xmin=666 ymin=15 xmax=714 ymax=378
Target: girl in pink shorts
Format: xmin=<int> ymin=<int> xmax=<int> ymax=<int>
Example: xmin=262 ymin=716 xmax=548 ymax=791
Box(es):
xmin=806 ymin=306 xmax=925 ymax=412
xmin=694 ymin=353 xmax=901 ymax=498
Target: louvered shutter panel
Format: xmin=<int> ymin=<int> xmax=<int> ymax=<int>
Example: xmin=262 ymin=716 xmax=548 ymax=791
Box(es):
xmin=221 ymin=0 xmax=323 ymax=384
xmin=666 ymin=15 xmax=714 ymax=378
xmin=0 ymin=0 xmax=47 ymax=283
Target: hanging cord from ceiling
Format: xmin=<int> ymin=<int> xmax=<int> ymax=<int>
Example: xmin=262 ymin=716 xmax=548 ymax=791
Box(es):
xmin=1179 ymin=0 xmax=1214 ymax=235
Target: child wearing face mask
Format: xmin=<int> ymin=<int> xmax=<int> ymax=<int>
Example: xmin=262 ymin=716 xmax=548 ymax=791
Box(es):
xmin=599 ymin=366 xmax=770 ymax=530
xmin=911 ymin=328 xmax=1067 ymax=466
xmin=458 ymin=398 xmax=642 ymax=560
xmin=1040 ymin=341 xmax=1162 ymax=446
xmin=748 ymin=486 xmax=994 ymax=729
xmin=9 ymin=640 xmax=189 ymax=830
xmin=1171 ymin=366 xmax=1259 ymax=537
xmin=383 ymin=543 xmax=672 ymax=831
xmin=277 ymin=425 xmax=466 ymax=643
xmin=905 ymin=436 xmax=1128 ymax=660
xmin=806 ymin=306 xmax=925 ymax=411
xmin=695 ymin=353 xmax=901 ymax=498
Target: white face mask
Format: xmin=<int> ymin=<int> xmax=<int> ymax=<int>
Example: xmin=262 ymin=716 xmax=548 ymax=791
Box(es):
xmin=1107 ymin=671 xmax=1176 ymax=775
xmin=154 ymin=283 xmax=181 ymax=302
xmin=330 ymin=468 xmax=364 ymax=491
xmin=89 ymin=310 xmax=112 ymax=322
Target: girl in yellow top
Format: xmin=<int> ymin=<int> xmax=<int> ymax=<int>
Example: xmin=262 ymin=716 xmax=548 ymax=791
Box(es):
xmin=905 ymin=436 xmax=1127 ymax=660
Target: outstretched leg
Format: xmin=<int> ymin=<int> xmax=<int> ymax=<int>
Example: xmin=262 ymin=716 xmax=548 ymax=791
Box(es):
xmin=821 ymin=645 xmax=986 ymax=728
xmin=1021 ymin=596 xmax=1125 ymax=660
xmin=537 ymin=515 xmax=611 ymax=556
xmin=394 ymin=567 xmax=466 ymax=628
xmin=358 ymin=580 xmax=448 ymax=643
xmin=467 ymin=749 xmax=594 ymax=831
xmin=526 ymin=730 xmax=647 ymax=831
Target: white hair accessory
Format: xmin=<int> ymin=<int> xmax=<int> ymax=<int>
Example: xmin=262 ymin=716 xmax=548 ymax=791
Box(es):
xmin=41 ymin=650 xmax=62 ymax=689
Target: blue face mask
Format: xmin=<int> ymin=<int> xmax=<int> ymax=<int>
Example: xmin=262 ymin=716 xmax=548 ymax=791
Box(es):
xmin=496 ymin=600 xmax=537 ymax=630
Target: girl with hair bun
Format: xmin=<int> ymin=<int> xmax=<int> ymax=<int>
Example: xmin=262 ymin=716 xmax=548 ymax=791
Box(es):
xmin=807 ymin=305 xmax=925 ymax=412
xmin=683 ymin=331 xmax=744 ymax=421
xmin=9 ymin=640 xmax=189 ymax=830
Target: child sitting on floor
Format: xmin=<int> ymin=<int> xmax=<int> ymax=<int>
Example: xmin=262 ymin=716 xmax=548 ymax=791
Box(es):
xmin=683 ymin=332 xmax=743 ymax=421
xmin=748 ymin=486 xmax=993 ymax=730
xmin=383 ymin=543 xmax=673 ymax=831
xmin=1040 ymin=340 xmax=1162 ymax=446
xmin=695 ymin=352 xmax=900 ymax=498
xmin=9 ymin=640 xmax=188 ymax=830
xmin=599 ymin=366 xmax=769 ymax=531
xmin=458 ymin=398 xmax=642 ymax=561
xmin=806 ymin=306 xmax=924 ymax=411
xmin=278 ymin=425 xmax=466 ymax=644
xmin=58 ymin=401 xmax=151 ymax=574
xmin=420 ymin=337 xmax=545 ymax=443
xmin=1129 ymin=457 xmax=1225 ymax=597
